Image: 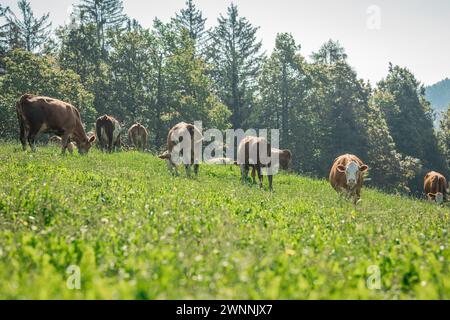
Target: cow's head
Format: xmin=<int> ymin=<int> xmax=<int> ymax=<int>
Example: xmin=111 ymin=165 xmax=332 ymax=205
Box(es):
xmin=158 ymin=150 xmax=171 ymax=161
xmin=337 ymin=161 xmax=368 ymax=188
xmin=427 ymin=192 xmax=444 ymax=204
xmin=77 ymin=135 xmax=96 ymax=154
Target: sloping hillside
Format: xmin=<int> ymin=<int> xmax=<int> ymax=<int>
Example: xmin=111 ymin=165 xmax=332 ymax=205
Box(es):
xmin=0 ymin=144 xmax=448 ymax=299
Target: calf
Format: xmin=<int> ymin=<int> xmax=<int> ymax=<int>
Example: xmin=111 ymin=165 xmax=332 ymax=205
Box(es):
xmin=128 ymin=123 xmax=148 ymax=151
xmin=237 ymin=136 xmax=274 ymax=191
xmin=424 ymin=171 xmax=448 ymax=204
xmin=95 ymin=115 xmax=122 ymax=152
xmin=16 ymin=94 xmax=96 ymax=154
xmin=329 ymin=154 xmax=369 ymax=205
xmin=158 ymin=122 xmax=203 ymax=177
xmin=48 ymin=135 xmax=76 ymax=154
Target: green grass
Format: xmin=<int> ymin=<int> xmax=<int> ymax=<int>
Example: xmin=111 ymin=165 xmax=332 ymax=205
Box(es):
xmin=0 ymin=143 xmax=448 ymax=299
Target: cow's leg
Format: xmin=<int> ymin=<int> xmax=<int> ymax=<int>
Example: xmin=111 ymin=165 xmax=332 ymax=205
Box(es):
xmin=257 ymin=166 xmax=263 ymax=188
xmin=27 ymin=126 xmax=40 ymax=152
xmin=241 ymin=165 xmax=249 ymax=183
xmin=194 ymin=164 xmax=199 ymax=177
xmin=185 ymin=164 xmax=192 ymax=178
xmin=18 ymin=120 xmax=27 ymax=151
xmin=268 ymin=174 xmax=273 ymax=192
xmin=166 ymin=159 xmax=176 ymax=176
xmin=251 ymin=166 xmax=257 ymax=184
xmin=354 ymin=189 xmax=361 ymax=205
xmin=108 ymin=135 xmax=113 ymax=153
xmin=60 ymin=132 xmax=70 ymax=155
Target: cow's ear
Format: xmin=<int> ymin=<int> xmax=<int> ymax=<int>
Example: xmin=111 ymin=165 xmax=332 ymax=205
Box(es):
xmin=89 ymin=135 xmax=96 ymax=143
xmin=337 ymin=165 xmax=346 ymax=173
xmin=360 ymin=165 xmax=369 ymax=172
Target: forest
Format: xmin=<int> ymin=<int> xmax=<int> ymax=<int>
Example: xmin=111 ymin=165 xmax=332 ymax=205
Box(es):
xmin=1 ymin=0 xmax=449 ymax=195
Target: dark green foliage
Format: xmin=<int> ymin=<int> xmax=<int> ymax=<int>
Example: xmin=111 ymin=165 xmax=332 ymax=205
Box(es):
xmin=377 ymin=64 xmax=448 ymax=193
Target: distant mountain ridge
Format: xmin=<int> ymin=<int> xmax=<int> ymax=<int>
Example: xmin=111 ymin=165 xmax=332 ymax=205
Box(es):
xmin=426 ymin=78 xmax=450 ymax=114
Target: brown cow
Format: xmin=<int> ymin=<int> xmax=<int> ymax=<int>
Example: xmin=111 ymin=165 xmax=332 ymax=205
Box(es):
xmin=48 ymin=135 xmax=76 ymax=154
xmin=95 ymin=115 xmax=122 ymax=152
xmin=237 ymin=136 xmax=274 ymax=191
xmin=128 ymin=123 xmax=148 ymax=151
xmin=272 ymin=148 xmax=292 ymax=171
xmin=424 ymin=171 xmax=448 ymax=204
xmin=329 ymin=154 xmax=369 ymax=205
xmin=158 ymin=122 xmax=203 ymax=177
xmin=16 ymin=94 xmax=96 ymax=154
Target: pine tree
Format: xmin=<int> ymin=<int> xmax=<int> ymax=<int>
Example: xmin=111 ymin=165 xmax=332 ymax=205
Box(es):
xmin=172 ymin=0 xmax=207 ymax=51
xmin=4 ymin=0 xmax=51 ymax=53
xmin=207 ymin=4 xmax=263 ymax=128
xmin=77 ymin=0 xmax=126 ymax=56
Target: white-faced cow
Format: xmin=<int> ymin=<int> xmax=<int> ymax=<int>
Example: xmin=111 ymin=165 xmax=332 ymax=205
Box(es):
xmin=329 ymin=154 xmax=369 ymax=205
xmin=16 ymin=94 xmax=96 ymax=154
xmin=424 ymin=171 xmax=448 ymax=204
xmin=158 ymin=122 xmax=203 ymax=177
xmin=237 ymin=136 xmax=274 ymax=191
xmin=128 ymin=123 xmax=148 ymax=151
xmin=95 ymin=115 xmax=122 ymax=152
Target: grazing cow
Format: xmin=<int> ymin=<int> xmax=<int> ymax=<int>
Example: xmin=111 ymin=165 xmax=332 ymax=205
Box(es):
xmin=48 ymin=135 xmax=76 ymax=154
xmin=95 ymin=115 xmax=122 ymax=152
xmin=16 ymin=94 xmax=96 ymax=154
xmin=329 ymin=154 xmax=369 ymax=205
xmin=158 ymin=122 xmax=203 ymax=177
xmin=128 ymin=123 xmax=148 ymax=151
xmin=424 ymin=171 xmax=448 ymax=204
xmin=237 ymin=136 xmax=274 ymax=191
xmin=272 ymin=148 xmax=292 ymax=171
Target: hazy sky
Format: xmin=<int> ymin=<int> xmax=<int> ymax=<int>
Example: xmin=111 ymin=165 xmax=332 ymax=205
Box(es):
xmin=3 ymin=0 xmax=450 ymax=85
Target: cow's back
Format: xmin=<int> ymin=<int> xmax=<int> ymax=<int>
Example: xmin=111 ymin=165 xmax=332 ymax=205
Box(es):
xmin=16 ymin=94 xmax=79 ymax=131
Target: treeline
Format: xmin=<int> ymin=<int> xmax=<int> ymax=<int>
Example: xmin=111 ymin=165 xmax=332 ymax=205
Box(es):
xmin=0 ymin=0 xmax=449 ymax=194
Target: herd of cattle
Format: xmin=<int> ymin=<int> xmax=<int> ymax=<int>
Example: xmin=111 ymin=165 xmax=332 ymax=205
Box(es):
xmin=15 ymin=94 xmax=449 ymax=205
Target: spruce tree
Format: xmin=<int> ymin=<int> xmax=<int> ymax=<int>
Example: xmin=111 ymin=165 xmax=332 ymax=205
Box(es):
xmin=173 ymin=0 xmax=207 ymax=50
xmin=5 ymin=0 xmax=51 ymax=53
xmin=77 ymin=0 xmax=126 ymax=55
xmin=207 ymin=4 xmax=263 ymax=128
xmin=312 ymin=39 xmax=347 ymax=65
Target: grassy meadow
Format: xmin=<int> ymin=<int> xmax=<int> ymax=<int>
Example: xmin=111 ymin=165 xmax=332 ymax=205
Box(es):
xmin=0 ymin=143 xmax=448 ymax=299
